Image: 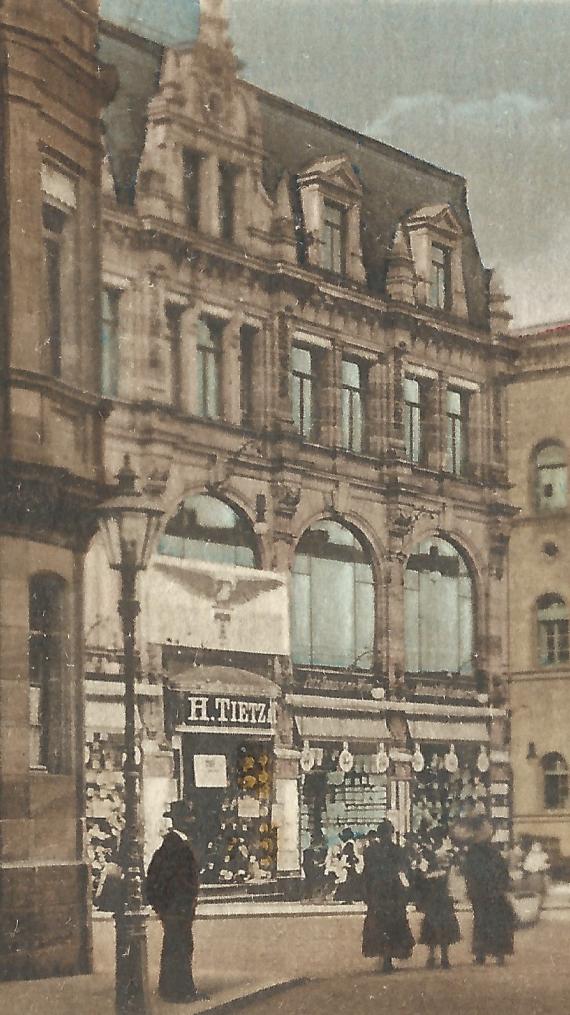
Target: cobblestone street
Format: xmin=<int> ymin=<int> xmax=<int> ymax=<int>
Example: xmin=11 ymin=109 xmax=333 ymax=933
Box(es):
xmin=1 ymin=908 xmax=568 ymax=1014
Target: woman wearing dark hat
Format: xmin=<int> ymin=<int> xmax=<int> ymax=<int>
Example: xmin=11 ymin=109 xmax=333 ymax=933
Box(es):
xmin=362 ymin=821 xmax=415 ymax=973
xmin=462 ymin=817 xmax=515 ymax=966
xmin=146 ymin=801 xmax=202 ymax=1002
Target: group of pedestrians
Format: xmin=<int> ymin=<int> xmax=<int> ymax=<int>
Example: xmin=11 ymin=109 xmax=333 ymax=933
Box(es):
xmin=140 ymin=802 xmax=516 ymax=1002
xmin=361 ymin=816 xmax=515 ymax=973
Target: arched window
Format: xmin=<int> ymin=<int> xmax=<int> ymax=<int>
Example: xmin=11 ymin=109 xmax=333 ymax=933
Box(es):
xmin=29 ymin=574 xmax=67 ymax=772
xmin=535 ymin=444 xmax=567 ymax=512
xmin=542 ymin=753 xmax=569 ymax=810
xmin=537 ymin=594 xmax=569 ymax=666
xmin=291 ymin=520 xmax=374 ymax=669
xmin=404 ymin=538 xmax=474 ymax=677
xmin=158 ymin=494 xmax=257 ymax=567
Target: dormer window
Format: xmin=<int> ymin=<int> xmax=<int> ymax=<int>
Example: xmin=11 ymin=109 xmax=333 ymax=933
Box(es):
xmin=322 ymin=200 xmax=346 ymax=273
xmin=405 ymin=204 xmax=467 ymax=319
xmin=297 ymin=155 xmax=365 ymax=284
xmin=428 ymin=244 xmax=451 ymax=310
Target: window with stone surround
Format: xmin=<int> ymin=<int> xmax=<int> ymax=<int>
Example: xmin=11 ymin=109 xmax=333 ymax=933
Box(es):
xmin=404 ymin=376 xmax=427 ymax=464
xmin=535 ymin=443 xmax=567 ymax=513
xmin=446 ymin=388 xmax=469 ymax=476
xmin=165 ymin=303 xmax=183 ymax=410
xmin=240 ymin=324 xmax=256 ymax=426
xmin=183 ymin=148 xmax=202 ymax=230
xmin=101 ymin=287 xmax=121 ymax=397
xmin=428 ymin=243 xmax=451 ymax=310
xmin=542 ymin=752 xmax=569 ymax=810
xmin=537 ymin=594 xmax=569 ymax=667
xmin=219 ymin=161 xmax=238 ymax=241
xmin=196 ymin=316 xmax=223 ymax=419
xmin=292 ymin=520 xmax=374 ymax=670
xmin=404 ymin=538 xmax=474 ymax=678
xmin=321 ymin=200 xmax=346 ymax=273
xmin=158 ymin=494 xmax=257 ymax=567
xmin=340 ymin=359 xmax=365 ymax=453
xmin=29 ymin=574 xmax=68 ymax=772
xmin=291 ymin=344 xmax=318 ymax=440
xmin=41 ymin=164 xmax=77 ymax=380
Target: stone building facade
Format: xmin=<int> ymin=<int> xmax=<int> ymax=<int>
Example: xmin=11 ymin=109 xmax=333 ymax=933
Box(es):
xmin=507 ymin=322 xmax=570 ymax=861
xmin=83 ymin=1 xmax=517 ymax=896
xmin=0 ymin=0 xmax=108 ymax=979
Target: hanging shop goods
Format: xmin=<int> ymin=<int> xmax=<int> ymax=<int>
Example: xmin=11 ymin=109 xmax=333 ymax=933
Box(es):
xmin=411 ymin=743 xmax=491 ymax=846
xmin=300 ymin=740 xmax=316 ymax=773
xmin=301 ymin=748 xmax=389 ymax=848
xmin=338 ymin=742 xmax=355 ymax=773
xmin=376 ymin=742 xmax=390 ymax=773
xmin=199 ymin=743 xmax=277 ymax=884
xmin=477 ymin=744 xmax=490 ymax=772
xmin=85 ymin=736 xmax=126 ymax=899
xmin=412 ymin=743 xmax=425 ymax=772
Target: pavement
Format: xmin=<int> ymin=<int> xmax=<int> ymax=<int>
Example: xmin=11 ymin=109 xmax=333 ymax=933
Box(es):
xmin=0 ymin=895 xmax=569 ymax=1014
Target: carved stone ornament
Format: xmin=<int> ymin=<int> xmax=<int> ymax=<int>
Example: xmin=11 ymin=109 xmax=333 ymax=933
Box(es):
xmin=274 ymin=483 xmax=301 ymax=520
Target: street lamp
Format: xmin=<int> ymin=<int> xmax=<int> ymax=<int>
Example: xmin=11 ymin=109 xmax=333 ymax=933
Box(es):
xmin=97 ymin=455 xmax=164 ymax=1014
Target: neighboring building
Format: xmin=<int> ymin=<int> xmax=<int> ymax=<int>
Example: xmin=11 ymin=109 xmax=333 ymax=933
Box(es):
xmin=83 ymin=0 xmax=517 ymax=897
xmin=507 ymin=322 xmax=570 ymax=861
xmin=0 ymin=0 xmax=107 ymax=979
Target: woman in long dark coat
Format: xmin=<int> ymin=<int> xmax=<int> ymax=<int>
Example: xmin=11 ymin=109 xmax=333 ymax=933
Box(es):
xmin=463 ymin=838 xmax=515 ymax=965
xmin=415 ymin=862 xmax=461 ymax=968
xmin=362 ymin=821 xmax=415 ymax=973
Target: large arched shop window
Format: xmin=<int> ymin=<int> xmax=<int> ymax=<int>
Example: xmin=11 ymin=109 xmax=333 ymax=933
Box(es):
xmin=404 ymin=537 xmax=474 ymax=676
xmin=542 ymin=752 xmax=569 ymax=810
xmin=29 ymin=573 xmax=68 ymax=772
xmin=291 ymin=519 xmax=374 ymax=669
xmin=158 ymin=494 xmax=257 ymax=567
xmin=535 ymin=443 xmax=567 ymax=512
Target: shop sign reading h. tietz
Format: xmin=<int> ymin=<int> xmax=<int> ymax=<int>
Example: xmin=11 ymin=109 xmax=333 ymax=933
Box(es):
xmin=182 ymin=694 xmax=274 ymax=729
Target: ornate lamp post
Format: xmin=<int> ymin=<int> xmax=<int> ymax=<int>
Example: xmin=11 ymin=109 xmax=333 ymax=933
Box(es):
xmin=97 ymin=456 xmax=164 ymax=1014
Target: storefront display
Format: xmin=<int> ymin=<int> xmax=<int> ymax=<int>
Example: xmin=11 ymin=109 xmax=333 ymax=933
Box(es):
xmin=411 ymin=742 xmax=491 ymax=846
xmin=301 ymin=750 xmax=388 ymax=850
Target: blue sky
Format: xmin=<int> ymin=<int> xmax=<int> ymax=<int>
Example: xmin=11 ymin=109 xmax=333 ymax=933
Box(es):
xmin=101 ymin=0 xmax=570 ymax=327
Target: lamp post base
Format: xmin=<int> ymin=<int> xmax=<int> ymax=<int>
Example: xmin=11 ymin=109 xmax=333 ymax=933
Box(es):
xmin=115 ymin=909 xmax=153 ymax=1014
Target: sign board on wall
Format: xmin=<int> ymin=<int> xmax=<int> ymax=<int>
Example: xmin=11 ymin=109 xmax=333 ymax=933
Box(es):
xmin=146 ymin=558 xmax=290 ymax=656
xmin=182 ymin=695 xmax=274 ymax=730
xmin=194 ymin=754 xmax=228 ymax=788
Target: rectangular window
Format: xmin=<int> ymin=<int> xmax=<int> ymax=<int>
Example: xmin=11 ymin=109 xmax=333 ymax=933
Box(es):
xmin=428 ymin=244 xmax=450 ymax=310
xmin=539 ymin=618 xmax=569 ymax=666
xmin=183 ymin=149 xmax=202 ymax=230
xmin=101 ymin=288 xmax=121 ymax=397
xmin=29 ymin=576 xmax=66 ymax=773
xmin=196 ymin=317 xmax=222 ymax=419
xmin=219 ymin=162 xmax=237 ymax=241
xmin=240 ymin=324 xmax=256 ymax=426
xmin=404 ymin=376 xmax=423 ymax=464
xmin=321 ymin=200 xmax=345 ymax=273
xmin=446 ymin=388 xmax=469 ymax=476
xmin=166 ymin=303 xmax=183 ymax=409
xmin=341 ymin=359 xmax=364 ymax=453
xmin=291 ymin=345 xmax=315 ymax=440
xmin=43 ymin=204 xmax=66 ymax=378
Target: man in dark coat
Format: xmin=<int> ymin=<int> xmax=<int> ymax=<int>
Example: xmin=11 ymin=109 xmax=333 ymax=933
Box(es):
xmin=463 ymin=831 xmax=515 ymax=965
xmin=362 ymin=821 xmax=415 ymax=973
xmin=146 ymin=801 xmax=201 ymax=1002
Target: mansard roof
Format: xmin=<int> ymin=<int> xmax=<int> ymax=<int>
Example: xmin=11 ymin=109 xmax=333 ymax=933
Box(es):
xmin=99 ymin=18 xmax=490 ymax=330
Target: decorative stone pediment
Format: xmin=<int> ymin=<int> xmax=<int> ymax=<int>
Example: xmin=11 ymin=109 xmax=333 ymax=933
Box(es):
xmin=298 ymin=154 xmax=363 ymax=199
xmin=406 ymin=203 xmax=463 ymax=241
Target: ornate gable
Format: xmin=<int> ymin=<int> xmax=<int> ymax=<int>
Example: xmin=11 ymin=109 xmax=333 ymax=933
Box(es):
xmin=298 ymin=154 xmax=363 ymax=198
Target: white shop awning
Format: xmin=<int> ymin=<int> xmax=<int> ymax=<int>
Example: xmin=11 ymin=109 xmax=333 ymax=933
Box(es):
xmin=295 ymin=714 xmax=390 ymax=743
xmin=408 ymin=720 xmax=488 ymax=743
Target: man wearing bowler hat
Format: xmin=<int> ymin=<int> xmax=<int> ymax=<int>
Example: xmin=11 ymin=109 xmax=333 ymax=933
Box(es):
xmin=146 ymin=800 xmax=201 ymax=1002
